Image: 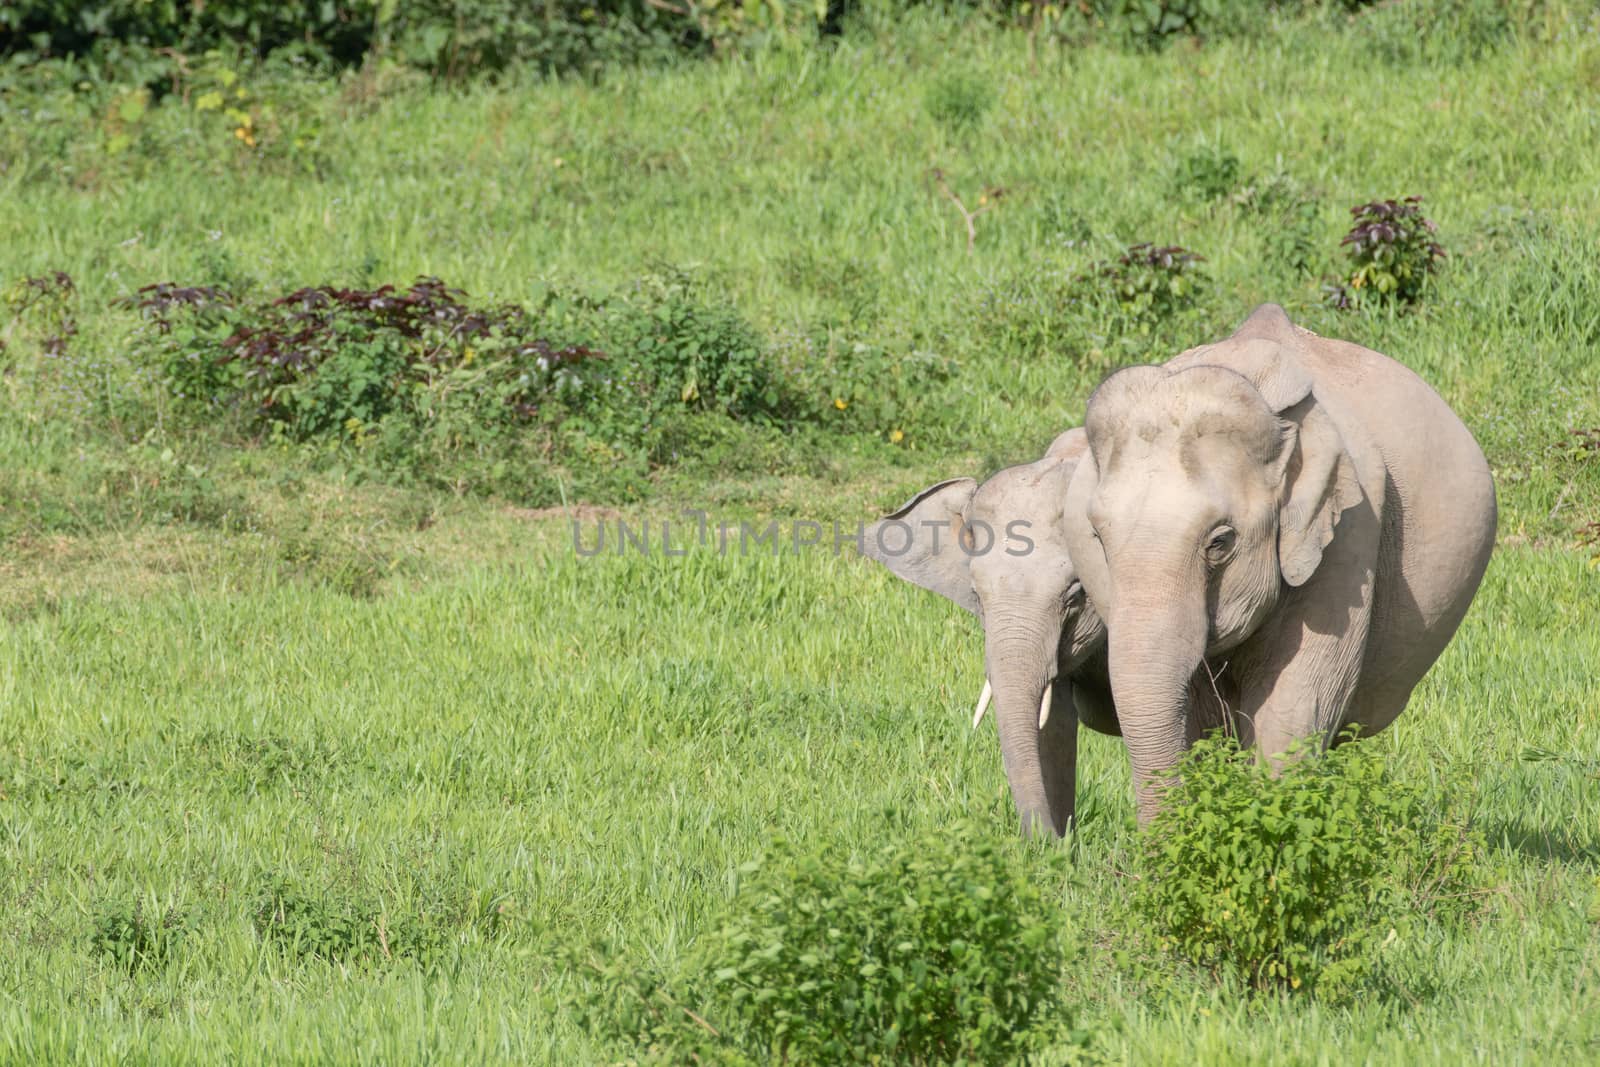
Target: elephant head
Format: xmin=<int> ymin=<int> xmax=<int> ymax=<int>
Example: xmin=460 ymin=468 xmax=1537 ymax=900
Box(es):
xmin=1065 ymin=305 xmax=1363 ymax=820
xmin=864 ymin=429 xmax=1106 ymax=837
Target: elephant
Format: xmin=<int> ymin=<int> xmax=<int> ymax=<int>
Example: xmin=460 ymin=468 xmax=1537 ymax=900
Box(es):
xmin=1064 ymin=303 xmax=1497 ymax=822
xmin=862 ymin=428 xmax=1116 ymax=837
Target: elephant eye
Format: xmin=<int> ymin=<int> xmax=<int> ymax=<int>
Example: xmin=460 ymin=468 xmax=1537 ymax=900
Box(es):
xmin=1204 ymin=526 xmax=1237 ymax=565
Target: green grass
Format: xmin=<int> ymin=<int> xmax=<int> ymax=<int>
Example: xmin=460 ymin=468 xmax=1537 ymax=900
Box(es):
xmin=2 ymin=3 xmax=1600 ymax=1062
xmin=1 ymin=543 xmax=1597 ymax=1061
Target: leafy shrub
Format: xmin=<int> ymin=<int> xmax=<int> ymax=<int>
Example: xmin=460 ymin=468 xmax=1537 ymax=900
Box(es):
xmin=1171 ymin=143 xmax=1241 ymax=201
xmin=1134 ymin=733 xmax=1488 ymax=998
xmin=253 ymin=872 xmax=450 ymax=968
xmin=773 ymin=328 xmax=960 ymax=443
xmin=602 ymin=279 xmax=784 ymax=425
xmin=1234 ymin=171 xmax=1323 ymax=277
xmin=973 ymin=240 xmax=1208 ymax=367
xmin=1326 ymin=197 xmax=1445 ymax=310
xmin=1109 ymin=0 xmax=1277 ymax=49
xmin=1 ymin=1 xmax=374 ymax=67
xmin=1 ymin=271 xmax=76 ymax=359
xmin=116 ymin=270 xmax=912 ymax=499
xmin=0 ymin=0 xmax=820 ymax=81
xmin=924 ymin=72 xmax=994 ymax=135
xmin=124 ymin=276 xmax=610 ymax=440
xmin=91 ymin=896 xmax=188 ymax=973
xmin=1087 ymin=242 xmax=1209 ymax=335
xmin=570 ymin=821 xmax=1084 ymax=1064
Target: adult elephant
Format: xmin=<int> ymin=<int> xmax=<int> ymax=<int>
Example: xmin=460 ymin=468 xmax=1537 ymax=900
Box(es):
xmin=863 ymin=429 xmax=1116 ymax=837
xmin=1064 ymin=304 xmax=1496 ymax=821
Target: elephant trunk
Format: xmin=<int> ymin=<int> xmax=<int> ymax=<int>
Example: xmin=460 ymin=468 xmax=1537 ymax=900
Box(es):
xmin=1106 ymin=573 xmax=1209 ymax=825
xmin=985 ymin=605 xmax=1073 ymax=837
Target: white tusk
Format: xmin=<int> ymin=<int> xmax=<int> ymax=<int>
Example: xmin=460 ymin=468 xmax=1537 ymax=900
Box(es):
xmin=973 ymin=679 xmax=993 ymax=730
xmin=1038 ymin=683 xmax=1054 ymax=730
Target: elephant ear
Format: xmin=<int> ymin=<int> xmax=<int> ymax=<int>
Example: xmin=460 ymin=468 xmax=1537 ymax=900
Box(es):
xmin=863 ymin=478 xmax=981 ymax=614
xmin=1168 ymin=304 xmax=1314 ymax=411
xmin=1219 ymin=309 xmax=1363 ymax=587
xmin=1169 ymin=305 xmax=1362 ymax=585
xmin=1276 ymin=398 xmax=1363 ymax=586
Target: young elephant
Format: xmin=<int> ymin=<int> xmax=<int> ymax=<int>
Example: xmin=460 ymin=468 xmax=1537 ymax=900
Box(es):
xmin=1064 ymin=304 xmax=1497 ymax=821
xmin=863 ymin=429 xmax=1114 ymax=837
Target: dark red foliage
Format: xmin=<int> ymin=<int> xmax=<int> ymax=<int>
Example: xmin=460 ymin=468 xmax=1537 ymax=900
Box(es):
xmin=118 ymin=282 xmax=236 ymax=333
xmin=259 ymin=277 xmax=536 ymax=354
xmin=1117 ymin=243 xmax=1206 ymax=271
xmin=12 ymin=271 xmax=77 ymax=356
xmin=124 ymin=275 xmax=607 ymax=429
xmin=1340 ymin=197 xmax=1446 ymax=261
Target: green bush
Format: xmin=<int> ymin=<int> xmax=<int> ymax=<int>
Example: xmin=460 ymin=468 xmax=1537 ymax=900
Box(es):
xmin=602 ymin=277 xmax=785 ymax=425
xmin=1108 ymin=0 xmax=1280 ymax=49
xmin=570 ymin=821 xmax=1085 ymax=1064
xmin=1088 ymin=242 xmax=1209 ymax=335
xmin=1326 ymin=196 xmax=1445 ymax=310
xmin=1 ymin=1 xmax=374 ymax=66
xmin=1134 ymin=733 xmax=1488 ymax=998
xmin=253 ymin=872 xmax=452 ymax=968
xmin=971 ymin=239 xmax=1209 ymax=370
xmin=110 ymin=270 xmax=937 ymax=500
xmin=131 ymin=274 xmax=808 ymax=444
xmin=1171 ymin=143 xmax=1241 ymax=201
xmin=0 ymin=0 xmax=817 ymax=79
xmin=1234 ymin=171 xmax=1323 ymax=277
xmin=4 ymin=0 xmax=1537 ymax=86
xmin=773 ymin=328 xmax=960 ymax=443
xmin=91 ymin=896 xmax=188 ymax=973
xmin=124 ymin=278 xmax=611 ymax=440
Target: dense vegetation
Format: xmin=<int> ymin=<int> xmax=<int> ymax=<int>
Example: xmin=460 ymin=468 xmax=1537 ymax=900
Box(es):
xmin=1 ymin=0 xmax=1597 ymax=1061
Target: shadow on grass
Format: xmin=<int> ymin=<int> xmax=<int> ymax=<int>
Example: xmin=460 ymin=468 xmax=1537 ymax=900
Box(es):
xmin=1481 ymin=820 xmax=1600 ymax=867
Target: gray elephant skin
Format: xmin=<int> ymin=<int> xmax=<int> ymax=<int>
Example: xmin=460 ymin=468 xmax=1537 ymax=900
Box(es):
xmin=1065 ymin=303 xmax=1497 ymax=822
xmin=863 ymin=429 xmax=1116 ymax=837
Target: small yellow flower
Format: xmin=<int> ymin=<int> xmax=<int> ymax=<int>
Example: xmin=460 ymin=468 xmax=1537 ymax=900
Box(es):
xmin=1290 ymin=976 xmax=1302 ymax=989
xmin=834 ymin=397 xmax=848 ymax=411
xmin=889 ymin=428 xmax=904 ymax=443
xmin=463 ymin=347 xmax=476 ymax=365
xmin=978 ymin=194 xmax=988 ymax=206
xmin=553 ymin=157 xmax=565 ymax=168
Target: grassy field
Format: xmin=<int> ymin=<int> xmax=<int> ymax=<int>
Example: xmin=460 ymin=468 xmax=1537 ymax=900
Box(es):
xmin=2 ymin=4 xmax=1599 ymax=1063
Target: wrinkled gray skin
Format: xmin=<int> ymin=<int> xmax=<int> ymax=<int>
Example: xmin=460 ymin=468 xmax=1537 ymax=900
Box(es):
xmin=863 ymin=429 xmax=1114 ymax=838
xmin=1065 ymin=304 xmax=1497 ymax=822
